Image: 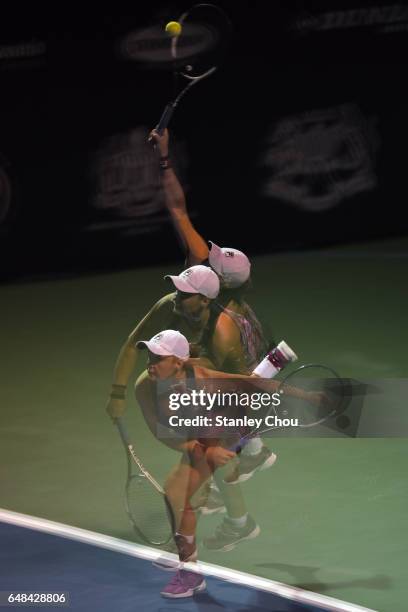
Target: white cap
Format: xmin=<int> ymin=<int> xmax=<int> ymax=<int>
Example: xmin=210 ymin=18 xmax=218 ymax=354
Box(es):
xmin=137 ymin=330 xmax=190 ymax=360
xmin=208 ymin=242 xmax=251 ymax=288
xmin=165 ymin=265 xmax=220 ymax=299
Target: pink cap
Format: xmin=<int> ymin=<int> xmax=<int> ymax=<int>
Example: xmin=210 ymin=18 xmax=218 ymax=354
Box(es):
xmin=165 ymin=265 xmax=220 ymax=299
xmin=208 ymin=242 xmax=251 ymax=288
xmin=137 ymin=330 xmax=190 ymax=360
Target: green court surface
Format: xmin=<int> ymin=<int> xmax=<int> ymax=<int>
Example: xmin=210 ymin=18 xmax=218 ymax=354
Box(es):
xmin=1 ymin=238 xmax=407 ymax=611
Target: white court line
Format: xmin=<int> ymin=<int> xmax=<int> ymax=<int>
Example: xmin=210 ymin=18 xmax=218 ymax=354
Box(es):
xmin=0 ymin=508 xmax=376 ymax=612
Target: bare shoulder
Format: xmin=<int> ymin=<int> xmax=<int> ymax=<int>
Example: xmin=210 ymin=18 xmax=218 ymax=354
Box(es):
xmin=214 ymin=310 xmax=240 ymax=343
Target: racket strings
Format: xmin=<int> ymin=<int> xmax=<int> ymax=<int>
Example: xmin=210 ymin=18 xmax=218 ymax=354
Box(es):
xmin=153 ymin=5 xmax=231 ymax=135
xmin=278 ymin=369 xmax=344 ymax=428
xmin=126 ymin=475 xmax=171 ymax=545
xmin=172 ymin=4 xmax=231 ymax=79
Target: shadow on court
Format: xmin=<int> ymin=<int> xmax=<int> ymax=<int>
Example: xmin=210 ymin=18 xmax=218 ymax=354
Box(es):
xmin=256 ymin=562 xmax=392 ymax=594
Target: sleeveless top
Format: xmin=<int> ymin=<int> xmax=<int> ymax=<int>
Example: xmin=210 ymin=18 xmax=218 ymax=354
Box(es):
xmin=201 ymin=300 xmax=270 ymax=373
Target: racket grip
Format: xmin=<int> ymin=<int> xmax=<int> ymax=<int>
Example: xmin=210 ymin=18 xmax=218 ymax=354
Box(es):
xmin=252 ymin=340 xmax=298 ymax=378
xmin=115 ymin=417 xmax=131 ymax=446
xmin=229 ymin=439 xmax=247 ymax=454
xmin=156 ymin=103 xmax=175 ymax=135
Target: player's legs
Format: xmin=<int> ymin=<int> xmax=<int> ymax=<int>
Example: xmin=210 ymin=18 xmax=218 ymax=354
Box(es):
xmin=213 ymin=467 xmax=246 ymax=518
xmin=164 ymin=449 xmax=213 ymax=554
xmin=161 ymin=451 xmax=212 ymax=598
xmin=203 ymin=464 xmax=260 ymax=552
xmin=164 ymin=441 xmax=262 ymax=553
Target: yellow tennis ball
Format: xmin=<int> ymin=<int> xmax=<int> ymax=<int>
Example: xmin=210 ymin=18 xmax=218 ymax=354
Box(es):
xmin=165 ymin=21 xmax=182 ymax=37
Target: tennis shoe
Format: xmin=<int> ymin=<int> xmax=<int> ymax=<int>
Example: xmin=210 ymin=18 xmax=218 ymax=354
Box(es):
xmin=161 ymin=569 xmax=206 ymax=598
xmin=203 ymin=515 xmax=260 ymax=552
xmin=198 ymin=488 xmax=226 ymax=515
xmin=224 ymin=447 xmax=277 ymax=485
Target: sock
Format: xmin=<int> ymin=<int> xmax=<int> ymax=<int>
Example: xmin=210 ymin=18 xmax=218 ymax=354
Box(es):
xmin=209 ymin=479 xmax=219 ymax=492
xmin=226 ymin=513 xmax=248 ymax=528
xmin=242 ymin=437 xmax=263 ymax=456
xmin=176 ymin=532 xmax=195 ymax=544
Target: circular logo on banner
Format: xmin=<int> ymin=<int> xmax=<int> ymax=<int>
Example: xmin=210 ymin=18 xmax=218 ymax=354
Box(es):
xmin=119 ymin=24 xmax=217 ymax=65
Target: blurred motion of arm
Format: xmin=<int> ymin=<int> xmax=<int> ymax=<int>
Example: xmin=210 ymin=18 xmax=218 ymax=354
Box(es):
xmin=106 ymin=296 xmax=174 ymax=419
xmin=149 ymin=128 xmax=209 ymax=266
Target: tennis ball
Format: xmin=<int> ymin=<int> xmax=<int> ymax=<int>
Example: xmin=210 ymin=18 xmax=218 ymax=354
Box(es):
xmin=165 ymin=21 xmax=182 ymax=37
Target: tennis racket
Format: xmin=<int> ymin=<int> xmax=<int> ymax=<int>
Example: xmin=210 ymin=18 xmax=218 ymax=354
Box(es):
xmin=154 ymin=3 xmax=232 ymax=135
xmin=115 ymin=417 xmax=175 ymax=546
xmin=233 ymin=364 xmax=346 ymax=452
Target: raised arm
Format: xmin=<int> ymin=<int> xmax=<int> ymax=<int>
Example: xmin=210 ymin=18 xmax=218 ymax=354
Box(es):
xmin=106 ymin=294 xmax=175 ymax=419
xmin=149 ymin=128 xmax=209 ymax=266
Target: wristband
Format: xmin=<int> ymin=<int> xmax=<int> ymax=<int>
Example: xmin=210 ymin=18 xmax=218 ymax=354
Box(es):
xmin=110 ymin=384 xmax=126 ymax=400
xmin=160 ymin=156 xmax=172 ymax=170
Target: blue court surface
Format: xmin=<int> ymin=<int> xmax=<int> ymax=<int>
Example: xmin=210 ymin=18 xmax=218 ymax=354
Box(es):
xmin=0 ymin=511 xmax=374 ymax=612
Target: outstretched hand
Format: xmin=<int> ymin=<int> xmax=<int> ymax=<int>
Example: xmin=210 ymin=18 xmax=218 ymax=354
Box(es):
xmin=307 ymin=391 xmax=333 ymax=410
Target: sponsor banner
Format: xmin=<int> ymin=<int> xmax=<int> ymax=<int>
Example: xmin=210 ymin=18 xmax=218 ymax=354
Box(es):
xmin=260 ymin=104 xmax=379 ymax=211
xmin=292 ymin=5 xmax=408 ymax=35
xmin=0 ymin=40 xmax=46 ymax=71
xmin=86 ymin=126 xmax=188 ymax=234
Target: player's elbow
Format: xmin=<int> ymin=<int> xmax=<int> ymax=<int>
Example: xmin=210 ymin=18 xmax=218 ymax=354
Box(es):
xmin=116 ymin=339 xmax=137 ymax=368
xmin=126 ymin=338 xmax=137 ymax=352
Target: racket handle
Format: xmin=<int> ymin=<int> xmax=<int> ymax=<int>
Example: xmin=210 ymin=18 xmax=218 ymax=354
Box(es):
xmin=115 ymin=417 xmax=131 ymax=446
xmin=252 ymin=340 xmax=298 ymax=378
xmin=156 ymin=103 xmax=175 ymax=135
xmin=229 ymin=438 xmax=247 ymax=454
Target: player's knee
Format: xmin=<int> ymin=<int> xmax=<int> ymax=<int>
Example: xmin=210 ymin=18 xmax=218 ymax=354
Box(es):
xmin=164 ymin=476 xmax=183 ymax=503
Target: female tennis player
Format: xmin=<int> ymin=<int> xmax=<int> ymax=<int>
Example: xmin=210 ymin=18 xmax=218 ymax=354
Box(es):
xmin=149 ymin=128 xmax=280 ymax=530
xmin=134 ymin=329 xmax=319 ymax=598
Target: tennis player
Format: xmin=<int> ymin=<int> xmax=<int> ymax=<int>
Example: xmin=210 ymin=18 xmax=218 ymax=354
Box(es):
xmin=106 ymin=264 xmax=219 ymax=423
xmin=135 ymin=329 xmax=320 ymax=598
xmin=107 ymin=265 xmax=260 ymax=551
xmin=149 ymin=128 xmax=278 ymax=494
xmin=134 ymin=329 xmax=287 ymax=598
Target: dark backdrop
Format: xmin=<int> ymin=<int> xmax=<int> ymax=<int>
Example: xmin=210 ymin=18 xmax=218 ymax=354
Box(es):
xmin=1 ymin=0 xmax=407 ymax=280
